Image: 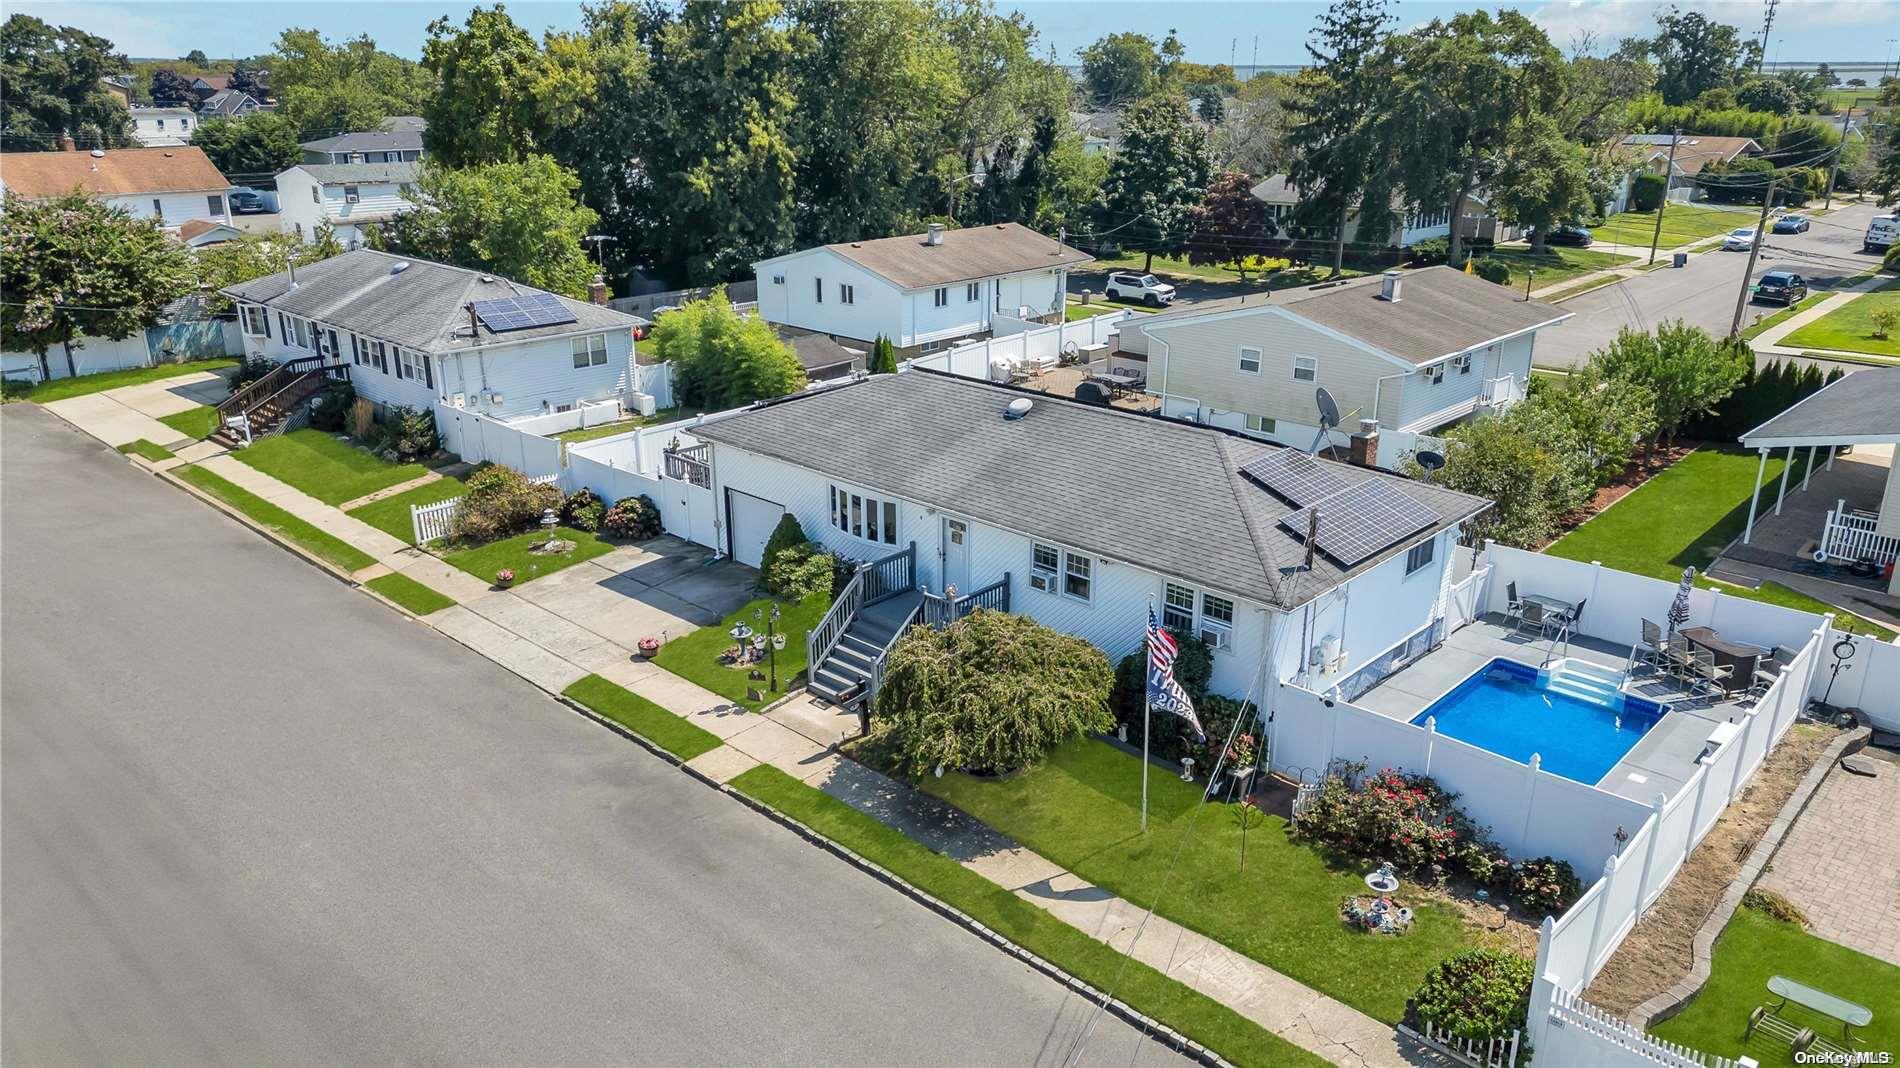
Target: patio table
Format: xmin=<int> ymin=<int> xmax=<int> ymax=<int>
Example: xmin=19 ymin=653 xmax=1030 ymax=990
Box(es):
xmin=1680 ymin=626 xmax=1765 ymax=692
xmin=1766 ymin=975 xmax=1872 ymax=1044
xmin=1088 ymin=371 xmax=1143 ymax=396
xmin=1522 ymin=594 xmax=1575 ymax=615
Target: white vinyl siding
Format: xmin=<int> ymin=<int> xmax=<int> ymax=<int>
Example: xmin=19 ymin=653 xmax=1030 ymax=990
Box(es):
xmin=1239 ymin=346 xmax=1262 ymax=374
xmin=1293 ymin=355 xmax=1317 ymax=382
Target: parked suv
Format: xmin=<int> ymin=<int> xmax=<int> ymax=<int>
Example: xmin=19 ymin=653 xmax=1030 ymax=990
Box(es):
xmin=1753 ymin=270 xmax=1808 ymax=305
xmin=229 ymin=191 xmax=267 ymax=214
xmin=1103 ymin=272 xmax=1176 ymax=306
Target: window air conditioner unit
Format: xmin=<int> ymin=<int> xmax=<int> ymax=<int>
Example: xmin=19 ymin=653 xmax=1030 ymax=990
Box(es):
xmin=346 ymin=194 xmax=361 ymax=203
xmin=1451 ymin=353 xmax=1470 ymax=370
xmin=772 ymin=274 xmax=785 ymax=285
xmin=1028 ymin=570 xmax=1055 ymax=593
xmin=1200 ymin=622 xmax=1232 ymax=650
xmin=1426 ymin=365 xmax=1445 ymax=384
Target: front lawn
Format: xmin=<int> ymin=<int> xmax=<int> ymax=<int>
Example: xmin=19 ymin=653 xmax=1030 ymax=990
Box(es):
xmin=440 ymin=526 xmax=614 ymax=587
xmin=651 ymin=594 xmax=829 ymax=711
xmin=344 ymin=475 xmax=468 ymax=544
xmin=176 ymin=464 xmax=377 ymax=572
xmin=1649 ymin=907 xmax=1900 ymax=1062
xmin=1487 ymin=246 xmax=1635 ymax=289
xmin=1091 ymin=251 xmax=1368 ymax=290
xmin=1780 ymin=283 xmax=1900 ymax=358
xmin=1065 ymin=301 xmax=1155 ymax=321
xmin=1590 ymin=204 xmax=1746 ymax=249
xmin=730 ymin=764 xmax=1328 ymax=1068
xmin=562 ymin=674 xmax=722 ymax=761
xmin=158 ymin=403 xmax=219 ymax=441
xmin=231 ymin=428 xmax=430 ymax=506
xmin=922 ymin=738 xmax=1480 ymax=1024
xmin=364 ymin=572 xmax=457 ymax=616
xmin=1741 ymin=291 xmax=1830 ymax=340
xmin=6 ymin=358 xmax=236 ymax=404
xmin=117 ymin=439 xmax=174 ymax=462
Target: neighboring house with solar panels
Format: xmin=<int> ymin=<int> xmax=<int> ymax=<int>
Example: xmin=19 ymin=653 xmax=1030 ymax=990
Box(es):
xmin=751 ymin=222 xmax=1093 ymax=356
xmin=275 ymin=162 xmax=420 ymax=248
xmin=685 ymin=369 xmax=1488 ymax=707
xmin=1118 ymin=266 xmax=1570 ymax=463
xmin=220 ymin=249 xmax=652 ymax=431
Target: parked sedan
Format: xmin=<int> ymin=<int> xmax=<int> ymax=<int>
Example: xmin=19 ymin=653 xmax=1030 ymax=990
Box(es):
xmin=1771 ymin=214 xmax=1811 ymax=234
xmin=229 ymin=191 xmax=267 ymax=214
xmin=1753 ymin=270 xmax=1808 ymax=305
xmin=1722 ymin=227 xmax=1762 ymax=252
xmin=1543 ymin=223 xmax=1593 ymax=247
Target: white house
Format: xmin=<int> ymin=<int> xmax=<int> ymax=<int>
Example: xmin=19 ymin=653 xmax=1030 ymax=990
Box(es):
xmin=1249 ymin=175 xmax=1503 ymax=249
xmin=0 ymin=144 xmax=231 ymax=229
xmin=275 ymin=162 xmax=419 ymax=248
xmin=300 ymin=116 xmax=427 ymax=165
xmin=127 ymin=106 xmax=197 ymax=147
xmin=752 ymin=222 xmax=1093 ymax=355
xmin=221 ymin=249 xmax=653 ymax=431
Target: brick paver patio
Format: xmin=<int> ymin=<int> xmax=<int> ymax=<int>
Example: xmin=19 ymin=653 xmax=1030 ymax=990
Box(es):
xmin=1759 ymin=748 xmax=1900 ymax=965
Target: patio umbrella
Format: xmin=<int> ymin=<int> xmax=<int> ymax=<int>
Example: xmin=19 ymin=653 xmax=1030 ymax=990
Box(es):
xmin=1667 ymin=567 xmax=1695 ymax=635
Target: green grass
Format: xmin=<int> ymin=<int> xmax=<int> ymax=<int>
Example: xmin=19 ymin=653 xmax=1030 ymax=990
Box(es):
xmin=117 ymin=438 xmax=175 ymax=461
xmin=1487 ymin=246 xmax=1635 ymax=290
xmin=363 ymin=572 xmax=457 ymax=616
xmin=175 ymin=464 xmax=377 ymax=572
xmin=551 ymin=406 xmax=709 ymax=444
xmin=1064 ymin=301 xmax=1156 ymax=321
xmin=1546 ymin=446 xmax=1896 ymax=639
xmin=1781 ymin=283 xmax=1900 ymax=357
xmin=921 ymin=739 xmax=1480 ymax=1024
xmin=562 ymin=674 xmax=722 ymax=761
xmin=440 ymin=526 xmax=614 ymax=587
xmin=728 ymin=764 xmax=1329 ymax=1068
xmin=651 ymin=594 xmax=830 ymax=711
xmin=231 ymin=429 xmax=429 ymax=506
xmin=344 ymin=476 xmax=468 ymax=544
xmin=1649 ymin=907 xmax=1900 ymax=1063
xmin=1541 ymin=277 xmax=1623 ymax=303
xmin=1591 ymin=204 xmax=1748 ymax=249
xmin=157 ymin=403 xmax=219 ymax=441
xmin=8 ymin=358 xmax=236 ymax=404
xmin=1093 ymin=252 xmax=1369 ymax=290
xmin=1741 ymin=291 xmax=1830 ymax=340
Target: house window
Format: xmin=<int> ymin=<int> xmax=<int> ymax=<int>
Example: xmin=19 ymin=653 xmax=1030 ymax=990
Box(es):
xmin=814 ymin=277 xmax=823 ymax=303
xmin=291 ymin=318 xmax=309 ymax=349
xmin=152 ymin=199 xmax=163 ymax=221
xmin=343 ymin=184 xmax=359 ymax=200
xmin=207 ymin=194 xmax=223 ymax=217
xmin=311 ymin=185 xmax=320 ymax=204
xmin=571 ymin=333 xmax=608 ymax=368
xmin=1405 ymin=540 xmax=1435 ymax=575
xmin=828 ymin=485 xmax=897 ymax=546
xmin=351 ymin=334 xmax=363 ymax=365
xmin=322 ymin=328 xmax=339 ymax=358
xmin=156 ymin=119 xmax=165 ymax=130
xmin=1162 ymin=583 xmax=1196 ymax=632
xmin=1031 ymin=543 xmax=1060 ymax=588
xmin=1200 ymin=594 xmax=1234 ymax=649
xmin=1293 ymin=356 xmax=1317 ymax=382
xmin=839 ymin=283 xmax=854 ymax=305
xmin=242 ymin=305 xmax=268 ymax=335
xmin=771 ymin=274 xmax=784 ymax=285
xmin=180 ymin=117 xmax=188 ymax=129
xmin=1238 ymin=346 xmax=1262 ymax=374
xmin=1063 ymin=552 xmax=1092 ymax=601
xmin=365 ymin=339 xmax=387 ymax=373
xmin=933 ymin=287 xmax=948 ymax=307
xmin=1244 ymin=414 xmax=1276 ymax=434
xmin=966 ymin=282 xmax=981 ymax=302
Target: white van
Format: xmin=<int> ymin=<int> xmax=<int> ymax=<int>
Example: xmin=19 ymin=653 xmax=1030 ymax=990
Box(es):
xmin=1865 ymin=214 xmax=1900 ymax=253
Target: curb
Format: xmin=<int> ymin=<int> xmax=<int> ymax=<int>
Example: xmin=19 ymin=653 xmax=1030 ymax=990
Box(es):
xmin=1630 ymin=723 xmax=1872 ymax=1028
xmin=153 ymin=462 xmax=365 ymax=589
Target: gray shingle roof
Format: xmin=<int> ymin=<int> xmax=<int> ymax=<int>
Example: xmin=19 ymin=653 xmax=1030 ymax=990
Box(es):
xmin=806 ymin=222 xmax=1092 ymax=291
xmin=1742 ymin=367 xmax=1900 ymax=446
xmin=301 ymin=117 xmax=427 ymax=155
xmin=691 ymin=371 xmax=1487 ymax=608
xmin=293 ymin=162 xmax=421 ymax=185
xmin=220 ymin=249 xmax=647 ymax=355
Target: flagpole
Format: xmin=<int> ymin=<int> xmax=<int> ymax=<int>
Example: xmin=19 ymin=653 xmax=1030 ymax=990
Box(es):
xmin=1142 ymin=596 xmax=1152 ymax=833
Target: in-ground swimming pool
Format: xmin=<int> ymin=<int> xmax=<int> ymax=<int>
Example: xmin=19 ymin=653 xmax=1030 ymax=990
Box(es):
xmin=1410 ymin=658 xmax=1666 ymax=785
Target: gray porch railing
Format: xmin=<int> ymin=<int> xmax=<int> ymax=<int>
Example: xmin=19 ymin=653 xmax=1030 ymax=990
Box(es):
xmin=921 ymin=573 xmax=1011 ymax=628
xmin=805 ymin=543 xmax=917 ymax=686
xmin=662 ymin=443 xmax=712 ymax=488
xmin=862 ymin=543 xmax=916 ymax=605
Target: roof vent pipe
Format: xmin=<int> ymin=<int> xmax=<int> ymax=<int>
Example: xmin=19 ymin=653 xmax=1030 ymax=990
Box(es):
xmin=467 ymin=303 xmax=480 ymax=336
xmin=925 ymin=223 xmax=944 ymax=246
xmin=1380 ymin=270 xmax=1402 ymax=302
xmin=1004 ymin=397 xmax=1033 ymax=421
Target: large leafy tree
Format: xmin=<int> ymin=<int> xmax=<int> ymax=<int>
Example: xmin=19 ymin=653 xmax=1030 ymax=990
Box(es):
xmin=1212 ymin=72 xmax=1289 ymax=176
xmin=149 ymin=68 xmax=195 ymax=107
xmin=228 ymin=61 xmax=266 ymax=99
xmin=0 ymin=14 xmax=133 ymax=151
xmin=1590 ymin=321 xmax=1749 ymax=456
xmin=1491 ymin=114 xmax=1594 ymax=252
xmin=1280 ymin=0 xmax=1396 ymax=276
xmin=370 ymin=156 xmax=599 ymax=298
xmin=648 ymin=287 xmax=804 ymax=408
xmin=1186 ymin=171 xmax=1279 ymax=279
xmin=419 ymin=6 xmax=554 ymax=167
xmin=1079 ymin=32 xmax=1160 ymax=107
xmin=1433 ymin=414 xmax=1574 ymax=548
xmin=1098 ymin=93 xmax=1209 ymax=272
xmin=190 ymin=113 xmax=303 ymax=189
xmin=270 ymin=29 xmax=431 ymax=140
xmin=1647 ymin=8 xmax=1757 ymax=106
xmin=0 ymin=192 xmax=192 ymax=380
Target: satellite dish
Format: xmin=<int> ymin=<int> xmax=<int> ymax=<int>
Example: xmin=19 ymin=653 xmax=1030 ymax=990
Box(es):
xmin=1310 ymin=387 xmax=1343 ymax=459
xmin=1415 ymin=449 xmax=1446 ymax=482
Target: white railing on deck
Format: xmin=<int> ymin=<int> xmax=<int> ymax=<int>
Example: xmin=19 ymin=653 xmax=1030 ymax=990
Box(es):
xmin=1818 ymin=499 xmax=1900 ymax=567
xmin=409 ymin=473 xmax=560 ymax=545
xmin=1480 ymin=374 xmax=1522 ymax=411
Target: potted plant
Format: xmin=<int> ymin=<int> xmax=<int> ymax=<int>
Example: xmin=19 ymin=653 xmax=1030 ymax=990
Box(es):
xmin=495 ymin=568 xmax=516 ymax=589
xmin=637 ymin=636 xmax=662 ymax=659
xmin=1226 ymin=733 xmax=1258 ymax=775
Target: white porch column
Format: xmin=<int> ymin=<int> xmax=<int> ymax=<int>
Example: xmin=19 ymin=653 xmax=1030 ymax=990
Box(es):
xmin=1801 ymin=445 xmax=1817 ymax=492
xmin=1744 ymin=448 xmax=1768 ymax=543
xmin=1774 ymin=445 xmax=1794 ymax=516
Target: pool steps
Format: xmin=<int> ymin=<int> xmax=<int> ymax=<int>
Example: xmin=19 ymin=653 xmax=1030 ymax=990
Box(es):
xmin=1542 ymin=659 xmax=1627 ymax=709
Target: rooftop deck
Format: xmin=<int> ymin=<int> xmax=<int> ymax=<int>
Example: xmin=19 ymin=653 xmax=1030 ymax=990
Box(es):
xmin=1354 ymin=616 xmax=1751 ymax=804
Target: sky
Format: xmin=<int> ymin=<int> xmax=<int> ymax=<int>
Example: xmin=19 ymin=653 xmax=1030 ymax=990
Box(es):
xmin=13 ymin=0 xmax=1900 ymax=68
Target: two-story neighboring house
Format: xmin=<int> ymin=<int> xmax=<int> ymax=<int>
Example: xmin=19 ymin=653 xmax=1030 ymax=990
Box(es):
xmin=300 ymin=116 xmax=427 ymax=165
xmin=195 ymin=89 xmax=263 ymax=120
xmin=127 ymin=106 xmax=197 ymax=147
xmin=1120 ymin=266 xmax=1570 ymax=460
xmin=752 ymin=222 xmax=1093 ymax=355
xmin=0 ymin=144 xmax=231 ymax=229
xmin=274 ymin=162 xmax=418 ymax=247
xmin=1249 ymin=176 xmax=1505 ymax=250
xmin=222 ymin=249 xmax=653 ymax=432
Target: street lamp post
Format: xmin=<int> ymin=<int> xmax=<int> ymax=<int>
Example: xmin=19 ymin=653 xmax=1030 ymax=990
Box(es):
xmin=756 ymin=603 xmax=784 ymax=692
xmin=945 ymin=172 xmax=983 ymax=225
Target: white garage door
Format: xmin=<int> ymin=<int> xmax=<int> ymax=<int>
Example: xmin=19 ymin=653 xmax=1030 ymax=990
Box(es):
xmin=728 ymin=489 xmax=785 ymax=569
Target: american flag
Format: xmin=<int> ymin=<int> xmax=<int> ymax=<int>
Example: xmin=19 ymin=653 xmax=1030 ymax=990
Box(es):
xmin=1147 ymin=608 xmax=1204 ymax=739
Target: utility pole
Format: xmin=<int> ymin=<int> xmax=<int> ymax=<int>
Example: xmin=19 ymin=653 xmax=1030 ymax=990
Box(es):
xmin=1823 ymin=108 xmax=1852 ymax=210
xmin=1756 ymin=0 xmax=1778 ymax=74
xmin=1647 ymin=130 xmax=1682 ymax=267
xmin=1729 ymin=173 xmax=1778 ymax=339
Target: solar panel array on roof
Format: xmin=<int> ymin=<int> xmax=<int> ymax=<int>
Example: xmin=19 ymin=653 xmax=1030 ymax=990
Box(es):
xmin=1238 ymin=449 xmax=1348 ymax=506
xmin=470 ymin=292 xmax=577 ymax=333
xmin=1278 ymin=479 xmax=1438 ymax=567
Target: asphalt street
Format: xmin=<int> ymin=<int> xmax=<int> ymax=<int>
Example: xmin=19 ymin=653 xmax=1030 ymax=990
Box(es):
xmin=1531 ymin=199 xmax=1888 ymax=369
xmin=0 ymin=405 xmax=1178 ymax=1067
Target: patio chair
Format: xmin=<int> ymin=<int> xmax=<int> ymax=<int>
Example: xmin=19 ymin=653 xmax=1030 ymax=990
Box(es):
xmin=1689 ymin=649 xmax=1734 ymax=697
xmin=1664 ymin=634 xmax=1696 ymax=684
xmin=1631 ymin=618 xmax=1668 ymax=673
xmin=1748 ymin=646 xmax=1798 ymax=699
xmin=1515 ymin=599 xmax=1549 ymax=639
xmin=1504 ymin=582 xmax=1524 ymax=626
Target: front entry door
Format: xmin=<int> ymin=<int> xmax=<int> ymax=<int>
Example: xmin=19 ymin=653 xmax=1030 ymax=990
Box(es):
xmin=942 ymin=518 xmax=971 ymax=597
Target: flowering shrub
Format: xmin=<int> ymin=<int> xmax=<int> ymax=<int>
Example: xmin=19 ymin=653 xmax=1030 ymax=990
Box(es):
xmin=1511 ymin=857 xmax=1582 ymax=916
xmin=1226 ymin=733 xmax=1258 ymax=769
xmin=1457 ymin=840 xmax=1513 ymax=889
xmin=450 ymin=465 xmax=561 ymax=544
xmin=560 ymin=488 xmax=606 ymax=532
xmin=1405 ymin=949 xmax=1533 ymax=1042
xmin=601 ymin=495 xmax=663 ymax=540
xmin=1292 ymin=765 xmax=1473 ymax=877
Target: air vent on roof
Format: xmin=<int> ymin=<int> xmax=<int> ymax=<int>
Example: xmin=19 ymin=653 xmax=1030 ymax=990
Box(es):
xmin=1004 ymin=397 xmax=1033 ymax=421
xmin=479 ymin=275 xmax=494 ymax=283
xmin=390 ymin=261 xmax=410 ymax=274
xmin=89 ymin=149 xmax=105 ymax=158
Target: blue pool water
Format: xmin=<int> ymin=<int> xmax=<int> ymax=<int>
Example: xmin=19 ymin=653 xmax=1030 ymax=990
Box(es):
xmin=1410 ymin=659 xmax=1666 ymax=785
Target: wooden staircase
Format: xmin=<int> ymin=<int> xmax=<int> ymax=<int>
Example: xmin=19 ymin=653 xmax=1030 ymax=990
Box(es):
xmin=211 ymin=355 xmax=349 ymax=448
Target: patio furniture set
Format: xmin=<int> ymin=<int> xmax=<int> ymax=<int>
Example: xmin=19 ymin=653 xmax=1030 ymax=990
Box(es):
xmin=1504 ymin=582 xmax=1587 ymax=652
xmin=1744 ymin=974 xmax=1873 ymax=1060
xmin=1629 ymin=617 xmax=1796 ymax=701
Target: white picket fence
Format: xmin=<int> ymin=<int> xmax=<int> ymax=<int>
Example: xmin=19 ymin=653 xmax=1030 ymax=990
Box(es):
xmin=1533 ymin=986 xmax=1738 ymax=1068
xmin=1818 ymin=499 xmax=1900 ymax=567
xmin=409 ymin=473 xmax=560 ymax=544
xmin=1401 ymin=1021 xmax=1522 ymax=1068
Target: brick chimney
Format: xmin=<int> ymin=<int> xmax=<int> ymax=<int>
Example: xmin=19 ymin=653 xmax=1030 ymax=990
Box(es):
xmin=1349 ymin=419 xmax=1380 ymax=468
xmin=59 ymin=133 xmax=77 ymax=152
xmin=588 ymin=275 xmax=610 ymax=306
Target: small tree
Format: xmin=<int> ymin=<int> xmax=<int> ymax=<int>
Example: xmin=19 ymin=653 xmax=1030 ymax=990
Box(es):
xmin=867 ymin=335 xmax=898 ymax=375
xmin=649 ymin=287 xmax=805 ymax=409
xmin=191 ymin=113 xmax=303 ymax=191
xmin=1630 ymin=171 xmax=1668 ymax=212
xmin=1097 ymin=93 xmax=1210 ymax=272
xmin=1590 ymin=321 xmax=1749 ymax=456
xmin=1430 ymin=415 xmax=1573 ymax=548
xmin=149 ymin=68 xmax=195 ymax=107
xmin=875 ymin=609 xmax=1115 ymax=778
xmin=0 ymin=192 xmax=191 ymax=381
xmin=1185 ymin=170 xmax=1279 ymax=279
xmin=1871 ymin=306 xmax=1898 ymax=341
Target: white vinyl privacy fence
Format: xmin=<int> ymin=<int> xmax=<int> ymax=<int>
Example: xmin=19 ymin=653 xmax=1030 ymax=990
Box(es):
xmin=911 ymin=310 xmax=1130 ymax=380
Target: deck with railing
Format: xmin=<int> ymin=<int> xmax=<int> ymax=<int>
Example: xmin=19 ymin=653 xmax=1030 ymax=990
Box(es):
xmin=1819 ymin=499 xmax=1900 ymax=567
